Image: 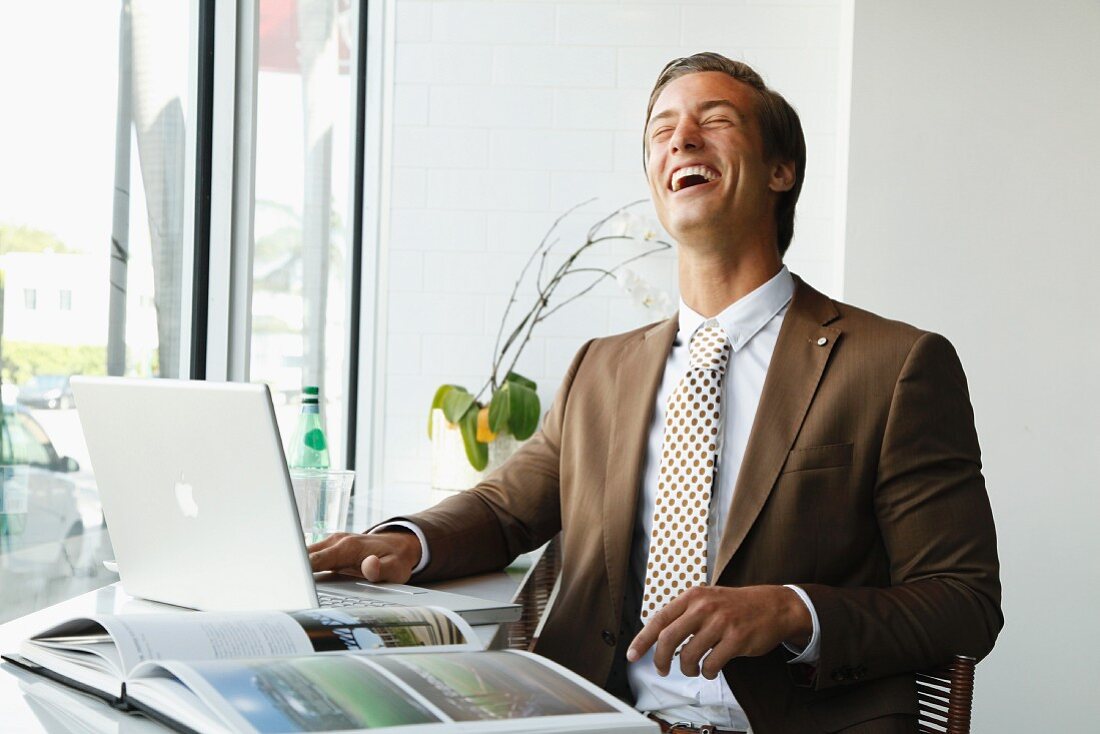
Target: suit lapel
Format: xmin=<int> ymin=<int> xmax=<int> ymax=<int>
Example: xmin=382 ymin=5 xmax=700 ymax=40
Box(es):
xmin=603 ymin=316 xmax=678 ymax=622
xmin=712 ymin=277 xmax=842 ymax=581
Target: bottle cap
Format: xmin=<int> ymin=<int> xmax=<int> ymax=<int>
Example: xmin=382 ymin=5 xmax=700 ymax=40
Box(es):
xmin=303 ymin=386 xmax=320 ymax=396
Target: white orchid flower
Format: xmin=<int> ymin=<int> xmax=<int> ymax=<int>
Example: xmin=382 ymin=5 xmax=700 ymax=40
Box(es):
xmin=615 ymin=267 xmax=642 ymax=292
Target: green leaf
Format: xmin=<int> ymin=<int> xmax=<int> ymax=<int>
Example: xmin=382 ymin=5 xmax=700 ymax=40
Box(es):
xmin=488 ymin=387 xmax=510 ymax=435
xmin=458 ymin=407 xmax=489 ymax=471
xmin=441 ymin=388 xmax=476 ymax=424
xmin=428 ymin=384 xmax=461 ymax=438
xmin=504 ymin=371 xmax=537 ymax=391
xmin=505 ymin=382 xmax=541 ymax=440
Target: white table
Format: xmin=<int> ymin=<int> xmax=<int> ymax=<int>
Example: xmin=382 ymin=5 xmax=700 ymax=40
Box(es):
xmin=0 ymin=555 xmax=541 ymax=733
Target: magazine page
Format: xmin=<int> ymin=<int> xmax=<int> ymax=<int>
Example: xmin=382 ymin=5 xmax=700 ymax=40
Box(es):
xmin=126 ymin=650 xmax=657 ymax=734
xmin=26 ymin=612 xmax=314 ymax=677
xmin=354 ymin=650 xmax=647 ymax=724
xmin=286 ymin=606 xmax=476 ymax=653
xmin=127 ymin=655 xmax=446 ymax=733
xmin=21 ymin=604 xmax=474 ymax=685
xmin=6 ymin=641 xmax=130 ymax=702
xmin=117 ymin=662 xmax=232 ymax=734
xmin=19 ymin=618 xmax=127 ymax=679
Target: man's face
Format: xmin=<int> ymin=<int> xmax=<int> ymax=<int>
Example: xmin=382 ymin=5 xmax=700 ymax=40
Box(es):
xmin=645 ymin=71 xmax=791 ymax=246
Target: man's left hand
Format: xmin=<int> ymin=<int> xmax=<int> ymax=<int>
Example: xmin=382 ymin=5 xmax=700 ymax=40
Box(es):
xmin=626 ymin=585 xmax=812 ymax=679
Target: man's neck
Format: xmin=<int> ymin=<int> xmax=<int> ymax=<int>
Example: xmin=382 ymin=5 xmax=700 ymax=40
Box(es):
xmin=677 ymin=242 xmax=783 ymax=318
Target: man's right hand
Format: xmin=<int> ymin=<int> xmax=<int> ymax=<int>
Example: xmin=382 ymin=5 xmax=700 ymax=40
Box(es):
xmin=307 ymin=531 xmax=422 ymax=583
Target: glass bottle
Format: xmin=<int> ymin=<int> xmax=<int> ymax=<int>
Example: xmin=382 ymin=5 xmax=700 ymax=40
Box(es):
xmin=288 ymin=386 xmax=330 ymax=469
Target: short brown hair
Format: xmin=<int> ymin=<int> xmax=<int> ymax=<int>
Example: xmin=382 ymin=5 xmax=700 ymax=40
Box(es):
xmin=644 ymin=52 xmax=806 ymax=257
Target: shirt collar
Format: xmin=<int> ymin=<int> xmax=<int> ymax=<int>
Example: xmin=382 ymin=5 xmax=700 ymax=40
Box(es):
xmin=677 ymin=265 xmax=795 ymax=352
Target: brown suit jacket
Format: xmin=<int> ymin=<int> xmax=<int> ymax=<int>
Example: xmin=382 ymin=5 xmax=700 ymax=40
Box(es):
xmin=397 ymin=276 xmax=1002 ymax=733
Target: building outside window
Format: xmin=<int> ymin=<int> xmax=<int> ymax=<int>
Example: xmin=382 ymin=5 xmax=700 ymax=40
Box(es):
xmin=0 ymin=0 xmax=195 ymax=623
xmin=0 ymin=0 xmax=367 ymax=623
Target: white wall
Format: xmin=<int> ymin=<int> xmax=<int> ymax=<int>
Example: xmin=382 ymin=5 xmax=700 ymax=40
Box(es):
xmin=378 ymin=0 xmax=846 ymax=516
xmin=844 ymin=1 xmax=1100 ymax=730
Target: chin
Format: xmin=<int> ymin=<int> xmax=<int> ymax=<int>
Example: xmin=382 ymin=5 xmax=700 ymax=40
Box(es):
xmin=666 ymin=212 xmax=720 ymax=241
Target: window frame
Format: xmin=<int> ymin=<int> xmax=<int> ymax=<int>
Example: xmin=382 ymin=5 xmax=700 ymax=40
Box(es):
xmin=202 ymin=0 xmax=378 ymax=483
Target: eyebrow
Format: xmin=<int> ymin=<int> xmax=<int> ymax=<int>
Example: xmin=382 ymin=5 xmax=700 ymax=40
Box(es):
xmin=647 ymin=99 xmax=745 ymax=130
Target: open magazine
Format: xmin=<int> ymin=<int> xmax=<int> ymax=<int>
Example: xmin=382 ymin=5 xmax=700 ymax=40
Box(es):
xmin=3 ymin=606 xmax=656 ymax=734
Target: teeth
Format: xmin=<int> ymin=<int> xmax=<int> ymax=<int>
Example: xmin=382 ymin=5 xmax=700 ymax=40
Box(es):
xmin=671 ymin=165 xmax=719 ymax=192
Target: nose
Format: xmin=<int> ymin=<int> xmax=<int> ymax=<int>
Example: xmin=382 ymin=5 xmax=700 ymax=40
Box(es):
xmin=669 ymin=119 xmax=703 ymax=154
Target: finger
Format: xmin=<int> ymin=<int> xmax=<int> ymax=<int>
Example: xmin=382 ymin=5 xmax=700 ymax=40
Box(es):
xmin=309 ymin=535 xmax=381 ymax=573
xmin=678 ymin=627 xmax=721 ymax=678
xmin=700 ymin=637 xmax=740 ymax=680
xmin=651 ymin=613 xmax=700 ymax=676
xmin=305 ymin=531 xmax=353 ymax=554
xmin=308 ymin=543 xmax=361 ymax=573
xmin=305 ymin=533 xmax=339 ymax=554
xmin=627 ymin=608 xmax=672 ymax=662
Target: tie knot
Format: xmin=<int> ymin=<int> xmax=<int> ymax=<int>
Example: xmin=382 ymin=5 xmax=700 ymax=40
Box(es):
xmin=689 ymin=323 xmax=730 ymax=372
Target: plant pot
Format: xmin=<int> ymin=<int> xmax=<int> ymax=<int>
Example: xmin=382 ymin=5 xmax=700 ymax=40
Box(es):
xmin=429 ymin=409 xmax=524 ymax=495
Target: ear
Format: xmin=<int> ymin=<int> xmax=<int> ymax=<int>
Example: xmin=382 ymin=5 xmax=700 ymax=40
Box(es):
xmin=768 ymin=159 xmax=796 ymax=193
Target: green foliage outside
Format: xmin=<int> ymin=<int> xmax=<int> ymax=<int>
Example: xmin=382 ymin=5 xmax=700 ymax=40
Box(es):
xmin=0 ymin=224 xmax=76 ymax=255
xmin=252 ymin=200 xmax=346 ymax=294
xmin=1 ymin=342 xmax=107 ymax=386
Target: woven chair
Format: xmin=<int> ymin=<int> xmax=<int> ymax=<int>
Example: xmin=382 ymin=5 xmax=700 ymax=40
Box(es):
xmin=917 ymin=655 xmax=976 ymax=734
xmin=502 ymin=536 xmax=978 ymax=734
xmin=499 ymin=535 xmax=562 ymax=651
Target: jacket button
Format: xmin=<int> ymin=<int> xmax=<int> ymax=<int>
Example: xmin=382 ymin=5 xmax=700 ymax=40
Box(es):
xmin=601 ymin=630 xmax=616 ymax=646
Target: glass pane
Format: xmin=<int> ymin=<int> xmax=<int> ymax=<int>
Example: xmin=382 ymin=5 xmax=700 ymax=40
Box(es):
xmin=250 ymin=0 xmax=354 ymax=468
xmin=0 ymin=1 xmax=194 ymax=622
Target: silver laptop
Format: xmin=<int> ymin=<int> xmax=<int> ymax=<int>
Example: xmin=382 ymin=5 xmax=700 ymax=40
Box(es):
xmin=70 ymin=377 xmax=520 ymax=625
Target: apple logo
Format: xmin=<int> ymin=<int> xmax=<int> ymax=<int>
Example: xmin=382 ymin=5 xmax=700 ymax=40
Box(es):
xmin=174 ymin=473 xmax=199 ymax=518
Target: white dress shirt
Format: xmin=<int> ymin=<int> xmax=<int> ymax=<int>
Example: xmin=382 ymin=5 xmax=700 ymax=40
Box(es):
xmin=627 ymin=266 xmax=819 ymax=729
xmin=381 ymin=266 xmax=819 ymax=729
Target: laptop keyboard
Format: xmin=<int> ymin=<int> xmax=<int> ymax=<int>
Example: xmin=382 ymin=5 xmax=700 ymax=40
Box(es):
xmin=317 ymin=591 xmax=404 ymax=609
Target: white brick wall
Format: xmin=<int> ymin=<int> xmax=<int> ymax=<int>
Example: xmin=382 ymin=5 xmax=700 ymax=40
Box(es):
xmin=378 ymin=0 xmax=845 ymax=516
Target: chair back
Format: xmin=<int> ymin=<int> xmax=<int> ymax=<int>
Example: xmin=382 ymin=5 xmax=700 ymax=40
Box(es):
xmin=498 ymin=535 xmax=562 ymax=650
xmin=917 ymin=655 xmax=976 ymax=734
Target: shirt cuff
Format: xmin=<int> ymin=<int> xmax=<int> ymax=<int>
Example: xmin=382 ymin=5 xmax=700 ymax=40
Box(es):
xmin=781 ymin=584 xmax=821 ymax=664
xmin=369 ymin=521 xmax=430 ymax=575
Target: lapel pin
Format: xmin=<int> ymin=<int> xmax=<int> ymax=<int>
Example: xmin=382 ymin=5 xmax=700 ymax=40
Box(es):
xmin=816 ymin=337 xmax=828 ymax=346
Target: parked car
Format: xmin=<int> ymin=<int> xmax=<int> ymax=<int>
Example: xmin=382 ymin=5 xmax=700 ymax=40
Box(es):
xmin=16 ymin=375 xmax=75 ymax=410
xmin=0 ymin=407 xmax=103 ymax=618
xmin=1 ymin=406 xmax=80 ymax=473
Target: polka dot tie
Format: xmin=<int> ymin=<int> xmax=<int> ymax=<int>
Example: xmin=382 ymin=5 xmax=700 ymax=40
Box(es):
xmin=641 ymin=322 xmax=731 ymax=622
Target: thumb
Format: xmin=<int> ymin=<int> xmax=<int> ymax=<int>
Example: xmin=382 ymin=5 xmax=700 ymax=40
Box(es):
xmin=361 ymin=553 xmax=414 ymax=584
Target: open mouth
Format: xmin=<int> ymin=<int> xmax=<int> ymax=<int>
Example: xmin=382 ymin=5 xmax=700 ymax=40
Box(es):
xmin=670 ymin=165 xmax=720 ymax=192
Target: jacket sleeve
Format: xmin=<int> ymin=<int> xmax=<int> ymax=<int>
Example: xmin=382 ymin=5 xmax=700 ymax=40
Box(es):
xmin=800 ymin=332 xmax=1003 ymax=690
xmin=381 ymin=339 xmax=594 ymax=583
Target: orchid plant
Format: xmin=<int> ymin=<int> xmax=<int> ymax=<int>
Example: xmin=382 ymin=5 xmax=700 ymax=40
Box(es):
xmin=428 ymin=199 xmax=674 ymax=470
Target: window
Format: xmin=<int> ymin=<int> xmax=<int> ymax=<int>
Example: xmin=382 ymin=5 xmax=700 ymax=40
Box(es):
xmin=249 ymin=0 xmax=356 ymax=468
xmin=0 ymin=1 xmax=201 ymax=623
xmin=0 ymin=0 xmax=370 ymax=623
